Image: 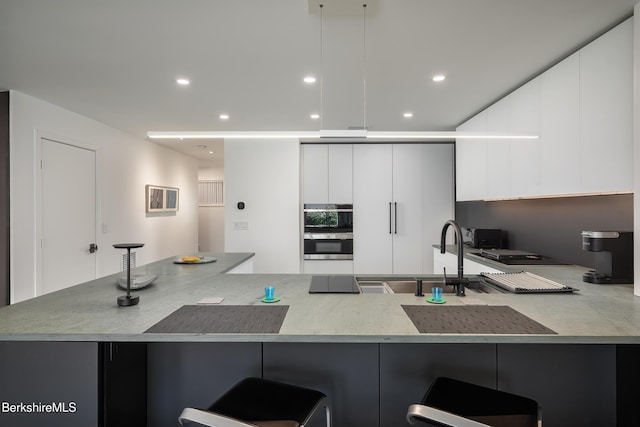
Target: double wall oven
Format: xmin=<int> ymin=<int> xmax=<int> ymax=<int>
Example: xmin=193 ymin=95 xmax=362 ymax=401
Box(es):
xmin=303 ymin=204 xmax=353 ymax=260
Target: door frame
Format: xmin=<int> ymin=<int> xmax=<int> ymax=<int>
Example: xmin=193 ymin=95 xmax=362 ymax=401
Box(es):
xmin=34 ymin=130 xmax=102 ymax=297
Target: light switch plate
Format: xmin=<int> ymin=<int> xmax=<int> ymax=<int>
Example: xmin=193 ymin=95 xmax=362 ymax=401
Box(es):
xmin=234 ymin=221 xmax=249 ymax=230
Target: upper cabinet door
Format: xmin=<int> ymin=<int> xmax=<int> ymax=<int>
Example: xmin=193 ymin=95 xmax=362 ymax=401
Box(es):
xmin=579 ymin=18 xmax=633 ymax=193
xmin=486 ymin=101 xmax=511 ymax=199
xmin=456 ymin=112 xmax=488 ymax=201
xmin=328 ymin=144 xmax=353 ymax=204
xmin=508 ymin=78 xmax=541 ymax=198
xmin=302 ymin=144 xmax=354 ymax=204
xmin=302 ymin=144 xmax=329 ymax=203
xmin=539 ymin=52 xmax=581 ymax=196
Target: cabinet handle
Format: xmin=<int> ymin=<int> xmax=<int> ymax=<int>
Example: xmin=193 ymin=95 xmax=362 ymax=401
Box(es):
xmin=394 ymin=202 xmax=398 ymax=234
xmin=389 ymin=202 xmax=392 ymax=234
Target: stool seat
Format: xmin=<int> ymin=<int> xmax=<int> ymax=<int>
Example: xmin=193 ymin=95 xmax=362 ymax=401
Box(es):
xmin=406 ymin=377 xmax=541 ymax=427
xmin=179 ymin=377 xmax=331 ymax=427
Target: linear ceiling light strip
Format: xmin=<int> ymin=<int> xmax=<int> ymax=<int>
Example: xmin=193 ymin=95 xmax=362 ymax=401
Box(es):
xmin=147 ymin=131 xmax=539 ymax=140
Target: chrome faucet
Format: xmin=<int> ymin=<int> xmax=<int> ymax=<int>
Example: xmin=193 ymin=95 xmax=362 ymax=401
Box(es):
xmin=440 ymin=220 xmax=467 ymax=296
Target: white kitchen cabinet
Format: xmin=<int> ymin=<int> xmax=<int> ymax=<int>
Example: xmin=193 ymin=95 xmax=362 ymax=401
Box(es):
xmin=579 ymin=18 xmax=633 ymax=193
xmin=455 ymin=113 xmax=488 ymax=201
xmin=328 ymin=144 xmax=353 ymax=203
xmin=302 ymin=144 xmax=328 ymax=203
xmin=353 ymin=144 xmax=394 ymax=273
xmin=457 ymin=78 xmax=540 ymax=201
xmin=538 ymin=52 xmax=581 ymax=195
xmin=456 ymin=19 xmax=632 ymax=201
xmin=485 ymin=101 xmax=511 ymax=199
xmin=302 ymin=144 xmax=353 ymax=204
xmin=507 ymin=78 xmax=541 ymax=198
xmin=353 ymin=144 xmax=454 ymax=275
xmin=392 ymin=144 xmax=427 ymax=273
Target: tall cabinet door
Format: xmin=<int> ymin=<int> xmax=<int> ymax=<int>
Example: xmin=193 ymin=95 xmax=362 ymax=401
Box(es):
xmin=353 ymin=144 xmax=393 ymax=274
xmin=421 ymin=144 xmax=455 ymax=273
xmin=394 ymin=144 xmax=454 ymax=274
xmin=391 ymin=145 xmax=425 ymax=274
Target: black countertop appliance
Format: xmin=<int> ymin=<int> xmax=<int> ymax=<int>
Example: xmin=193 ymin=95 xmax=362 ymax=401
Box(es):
xmin=461 ymin=228 xmax=505 ymax=249
xmin=581 ymin=231 xmax=633 ymax=284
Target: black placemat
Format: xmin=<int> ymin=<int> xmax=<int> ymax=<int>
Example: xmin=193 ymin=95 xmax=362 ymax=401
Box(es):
xmin=402 ymin=305 xmax=556 ymax=334
xmin=145 ymin=305 xmax=289 ymax=334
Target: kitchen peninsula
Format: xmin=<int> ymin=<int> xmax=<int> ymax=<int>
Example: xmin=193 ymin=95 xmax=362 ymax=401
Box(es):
xmin=1 ymin=251 xmax=639 ymax=426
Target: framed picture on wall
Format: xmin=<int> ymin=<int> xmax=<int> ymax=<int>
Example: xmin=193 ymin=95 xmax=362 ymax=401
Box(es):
xmin=146 ymin=185 xmax=179 ymax=212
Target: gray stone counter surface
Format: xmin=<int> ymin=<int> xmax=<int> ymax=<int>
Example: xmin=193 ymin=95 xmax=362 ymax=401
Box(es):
xmin=1 ymin=251 xmax=640 ymax=344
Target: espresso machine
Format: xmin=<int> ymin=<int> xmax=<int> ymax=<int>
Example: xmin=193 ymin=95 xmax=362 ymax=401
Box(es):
xmin=581 ymin=231 xmax=633 ymax=284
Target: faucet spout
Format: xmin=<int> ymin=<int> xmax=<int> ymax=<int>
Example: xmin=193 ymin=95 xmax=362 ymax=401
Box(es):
xmin=440 ymin=220 xmax=466 ymax=296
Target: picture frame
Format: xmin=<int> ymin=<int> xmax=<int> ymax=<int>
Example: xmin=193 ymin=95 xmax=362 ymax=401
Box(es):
xmin=146 ymin=185 xmax=179 ymax=213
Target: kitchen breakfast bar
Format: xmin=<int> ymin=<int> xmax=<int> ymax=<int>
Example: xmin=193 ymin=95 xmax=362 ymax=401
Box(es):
xmin=1 ymin=252 xmax=640 ymax=426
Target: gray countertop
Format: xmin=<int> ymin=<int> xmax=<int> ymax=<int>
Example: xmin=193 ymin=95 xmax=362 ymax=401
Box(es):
xmin=1 ymin=250 xmax=640 ymax=344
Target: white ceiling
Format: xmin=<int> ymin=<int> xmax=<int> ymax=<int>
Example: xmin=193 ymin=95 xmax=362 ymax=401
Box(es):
xmin=0 ymin=0 xmax=636 ymax=162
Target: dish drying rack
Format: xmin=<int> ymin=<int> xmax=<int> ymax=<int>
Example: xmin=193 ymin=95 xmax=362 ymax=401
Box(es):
xmin=480 ymin=271 xmax=577 ymax=293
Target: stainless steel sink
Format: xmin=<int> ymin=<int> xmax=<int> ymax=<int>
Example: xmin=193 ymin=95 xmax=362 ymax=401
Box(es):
xmin=356 ymin=276 xmax=502 ymax=294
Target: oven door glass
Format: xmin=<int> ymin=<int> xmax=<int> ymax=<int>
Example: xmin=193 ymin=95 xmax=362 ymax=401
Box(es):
xmin=304 ymin=211 xmax=338 ymax=230
xmin=303 ymin=204 xmax=353 ymax=233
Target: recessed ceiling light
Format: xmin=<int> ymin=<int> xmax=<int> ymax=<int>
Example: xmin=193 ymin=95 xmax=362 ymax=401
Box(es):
xmin=403 ymin=112 xmax=413 ymax=118
xmin=310 ymin=113 xmax=320 ymax=119
xmin=219 ymin=114 xmax=229 ymax=120
xmin=176 ymin=78 xmax=190 ymax=86
xmin=432 ymin=74 xmax=446 ymax=82
xmin=304 ymin=76 xmax=317 ymax=84
xmin=209 ymin=151 xmax=214 ymax=154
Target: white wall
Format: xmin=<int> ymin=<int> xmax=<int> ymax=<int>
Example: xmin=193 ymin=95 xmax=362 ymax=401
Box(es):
xmin=224 ymin=139 xmax=300 ymax=273
xmin=10 ymin=91 xmax=199 ymax=302
xmin=198 ymin=166 xmax=225 ymax=253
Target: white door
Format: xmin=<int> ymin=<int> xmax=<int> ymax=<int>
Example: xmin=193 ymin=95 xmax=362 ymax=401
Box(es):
xmin=40 ymin=138 xmax=97 ymax=296
xmin=353 ymin=144 xmax=393 ymax=274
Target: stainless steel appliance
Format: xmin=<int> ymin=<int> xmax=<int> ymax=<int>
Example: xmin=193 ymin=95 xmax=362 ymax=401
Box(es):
xmin=582 ymin=231 xmax=633 ymax=284
xmin=303 ymin=204 xmax=353 ymax=260
xmin=461 ymin=228 xmax=504 ymax=249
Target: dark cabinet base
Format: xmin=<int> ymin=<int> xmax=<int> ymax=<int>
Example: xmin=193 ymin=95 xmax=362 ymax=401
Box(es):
xmin=100 ymin=342 xmax=147 ymax=427
xmin=0 ymin=341 xmax=635 ymax=426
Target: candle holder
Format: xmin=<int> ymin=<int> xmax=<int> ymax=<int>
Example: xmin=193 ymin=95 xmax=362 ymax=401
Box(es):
xmin=113 ymin=243 xmax=144 ymax=307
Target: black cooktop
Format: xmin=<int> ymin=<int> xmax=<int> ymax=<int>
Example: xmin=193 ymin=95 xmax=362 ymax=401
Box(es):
xmin=309 ymin=275 xmax=359 ymax=293
xmin=475 ymin=249 xmax=568 ymax=265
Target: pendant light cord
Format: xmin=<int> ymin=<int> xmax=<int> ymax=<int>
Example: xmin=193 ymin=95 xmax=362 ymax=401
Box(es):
xmin=320 ymin=4 xmax=324 ymax=131
xmin=363 ymin=3 xmax=367 ymax=131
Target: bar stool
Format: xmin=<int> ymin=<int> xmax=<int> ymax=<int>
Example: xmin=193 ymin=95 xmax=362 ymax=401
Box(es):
xmin=178 ymin=377 xmax=331 ymax=427
xmin=406 ymin=377 xmax=541 ymax=427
